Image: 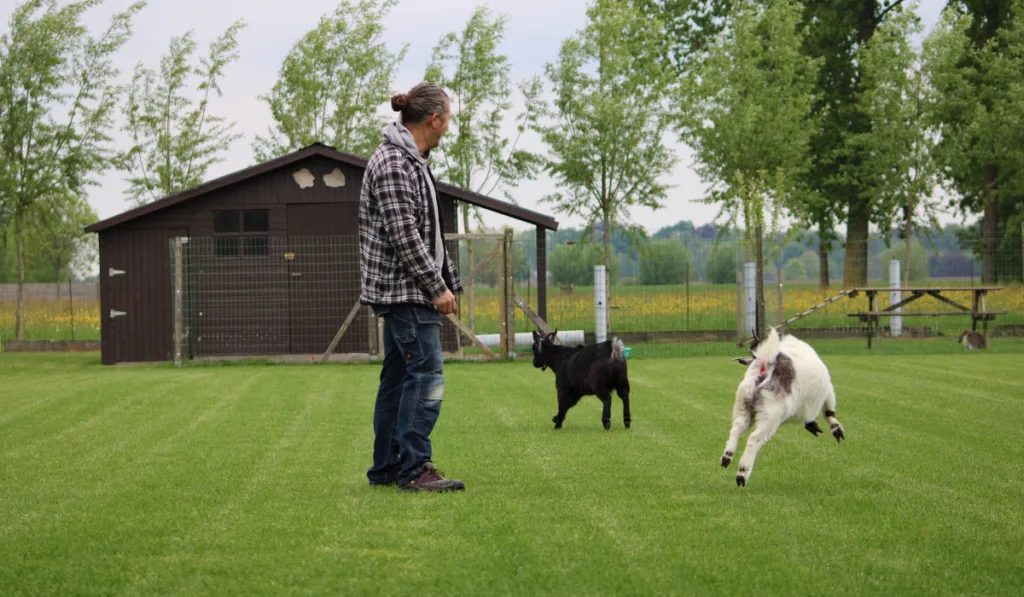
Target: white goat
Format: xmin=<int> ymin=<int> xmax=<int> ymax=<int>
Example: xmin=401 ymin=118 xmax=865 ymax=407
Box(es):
xmin=721 ymin=327 xmax=845 ymax=487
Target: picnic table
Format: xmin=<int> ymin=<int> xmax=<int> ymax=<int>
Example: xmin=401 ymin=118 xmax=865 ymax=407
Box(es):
xmin=846 ymin=286 xmax=1005 ymax=348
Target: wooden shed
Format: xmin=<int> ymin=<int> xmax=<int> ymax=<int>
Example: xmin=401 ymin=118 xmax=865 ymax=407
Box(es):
xmin=85 ymin=143 xmax=559 ymax=365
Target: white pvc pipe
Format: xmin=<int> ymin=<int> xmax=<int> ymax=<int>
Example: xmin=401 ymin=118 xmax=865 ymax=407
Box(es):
xmin=595 ymin=265 xmax=607 ymax=343
xmin=889 ymin=259 xmax=902 ymax=337
xmin=475 ymin=330 xmax=586 ymax=349
xmin=744 ymin=261 xmax=757 ymax=334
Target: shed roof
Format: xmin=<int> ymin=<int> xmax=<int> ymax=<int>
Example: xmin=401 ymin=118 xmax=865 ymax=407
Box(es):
xmin=84 ymin=142 xmax=559 ymax=233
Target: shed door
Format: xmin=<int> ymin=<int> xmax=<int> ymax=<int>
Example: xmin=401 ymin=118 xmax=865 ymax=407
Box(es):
xmin=105 ymin=228 xmax=187 ymax=362
xmin=286 ymin=203 xmax=367 ymax=354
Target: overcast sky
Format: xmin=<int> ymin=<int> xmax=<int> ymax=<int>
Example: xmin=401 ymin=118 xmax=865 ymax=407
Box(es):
xmin=2 ymin=0 xmax=952 ymax=234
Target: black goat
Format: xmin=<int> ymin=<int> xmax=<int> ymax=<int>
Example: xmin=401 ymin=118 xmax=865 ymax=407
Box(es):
xmin=530 ymin=330 xmax=631 ymax=430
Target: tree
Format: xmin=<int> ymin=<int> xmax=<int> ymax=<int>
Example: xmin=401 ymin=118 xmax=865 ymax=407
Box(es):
xmin=253 ymin=0 xmax=406 ymax=161
xmin=638 ymin=239 xmax=691 ymax=285
xmin=535 ymin=0 xmax=676 ymax=270
xmin=926 ymin=0 xmax=1024 ymax=283
xmin=548 ymin=242 xmax=615 ymax=286
xmin=115 ymin=19 xmax=245 ymax=206
xmin=25 ymin=191 xmax=97 ymax=284
xmin=424 ymin=5 xmax=542 ymax=331
xmin=0 ymin=0 xmax=143 ymax=339
xmin=630 ymin=0 xmax=734 ymax=78
xmin=678 ymin=0 xmax=819 ymax=313
xmin=796 ymin=0 xmax=917 ymax=288
xmin=705 ymin=241 xmax=740 ymax=284
xmin=853 ymin=2 xmax=940 ymax=288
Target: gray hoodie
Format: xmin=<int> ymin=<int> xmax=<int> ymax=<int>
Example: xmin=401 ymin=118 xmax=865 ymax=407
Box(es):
xmin=381 ymin=121 xmax=444 ymax=272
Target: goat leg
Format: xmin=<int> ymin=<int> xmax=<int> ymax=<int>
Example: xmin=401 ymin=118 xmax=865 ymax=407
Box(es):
xmin=735 ymin=406 xmax=785 ymax=487
xmin=597 ymin=393 xmax=613 ymax=430
xmin=617 ymin=384 xmax=631 ymax=429
xmin=721 ymin=406 xmax=753 ymax=468
xmin=823 ymin=390 xmax=845 ymax=443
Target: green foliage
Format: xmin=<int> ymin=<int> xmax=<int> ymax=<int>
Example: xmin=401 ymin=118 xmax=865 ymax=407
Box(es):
xmin=678 ymin=0 xmax=819 ymax=254
xmin=637 ymin=239 xmax=691 ymax=285
xmin=116 ymin=19 xmax=245 ymax=205
xmin=705 ymin=242 xmax=739 ymax=284
xmin=852 ymin=2 xmax=941 ymax=237
xmin=252 ymin=0 xmax=406 ymax=161
xmin=548 ymin=242 xmax=614 ymax=286
xmin=425 ymin=5 xmax=542 ymax=230
xmin=631 ymin=0 xmax=734 ymax=77
xmin=535 ymin=0 xmax=676 ymax=269
xmin=926 ymin=1 xmax=1024 ymax=219
xmin=0 ymin=0 xmax=143 ymax=337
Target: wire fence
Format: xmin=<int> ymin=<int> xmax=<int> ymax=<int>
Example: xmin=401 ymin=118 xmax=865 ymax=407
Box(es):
xmin=171 ymin=236 xmax=464 ymax=359
xmin=4 ymin=231 xmax=1023 ymax=358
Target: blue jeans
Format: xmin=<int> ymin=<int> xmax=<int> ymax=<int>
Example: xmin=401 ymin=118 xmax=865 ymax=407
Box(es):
xmin=367 ymin=303 xmax=445 ymax=485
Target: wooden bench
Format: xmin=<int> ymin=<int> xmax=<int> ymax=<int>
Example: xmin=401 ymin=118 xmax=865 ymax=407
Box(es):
xmin=845 ymin=286 xmax=1004 ymax=348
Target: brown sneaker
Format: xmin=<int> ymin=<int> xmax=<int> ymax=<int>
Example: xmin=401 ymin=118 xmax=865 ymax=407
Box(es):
xmin=398 ymin=463 xmax=465 ymax=493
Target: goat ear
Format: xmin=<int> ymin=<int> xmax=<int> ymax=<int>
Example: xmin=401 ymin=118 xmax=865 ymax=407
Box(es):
xmin=733 ymin=357 xmax=753 ymax=366
xmin=532 ymin=330 xmax=540 ymax=341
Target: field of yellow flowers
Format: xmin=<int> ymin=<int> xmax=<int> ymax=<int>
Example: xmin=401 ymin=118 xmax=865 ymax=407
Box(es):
xmin=466 ymin=282 xmax=1024 ymax=336
xmin=0 ymin=299 xmax=101 ymax=342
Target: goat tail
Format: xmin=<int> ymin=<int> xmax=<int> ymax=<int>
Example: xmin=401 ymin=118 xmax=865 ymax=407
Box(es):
xmin=753 ymin=326 xmax=781 ymax=362
xmin=611 ymin=337 xmax=625 ymax=361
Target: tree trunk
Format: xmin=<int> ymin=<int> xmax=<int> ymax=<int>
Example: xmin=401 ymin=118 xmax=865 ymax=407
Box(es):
xmin=843 ymin=198 xmax=869 ymax=288
xmin=463 ymin=203 xmax=475 ymax=332
xmin=982 ymin=165 xmax=999 ymax=284
xmin=16 ymin=209 xmax=26 ymax=341
xmin=841 ymin=0 xmax=879 ymax=290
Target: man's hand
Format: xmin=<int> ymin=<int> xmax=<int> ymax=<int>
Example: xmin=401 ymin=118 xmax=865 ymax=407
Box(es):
xmin=433 ymin=288 xmax=456 ymax=315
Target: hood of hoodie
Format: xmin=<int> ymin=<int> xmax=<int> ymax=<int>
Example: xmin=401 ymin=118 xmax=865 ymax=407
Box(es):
xmin=382 ymin=121 xmax=427 ymax=164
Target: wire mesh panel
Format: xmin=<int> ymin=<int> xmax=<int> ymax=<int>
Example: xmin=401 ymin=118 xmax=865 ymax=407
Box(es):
xmin=175 ymin=234 xmax=464 ymax=359
xmin=178 ymin=235 xmax=368 ymax=358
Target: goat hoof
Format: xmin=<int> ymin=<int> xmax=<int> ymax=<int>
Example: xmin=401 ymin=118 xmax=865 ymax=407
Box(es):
xmin=736 ymin=474 xmax=746 ymax=487
xmin=602 ymin=420 xmax=611 ymax=430
xmin=804 ymin=421 xmax=823 ymax=436
xmin=624 ymin=421 xmax=631 ymax=429
xmin=831 ymin=423 xmax=845 ymax=442
xmin=720 ymin=455 xmax=731 ymax=468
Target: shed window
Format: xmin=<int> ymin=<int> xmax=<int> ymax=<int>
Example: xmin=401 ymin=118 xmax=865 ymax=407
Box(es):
xmin=214 ymin=209 xmax=269 ymax=257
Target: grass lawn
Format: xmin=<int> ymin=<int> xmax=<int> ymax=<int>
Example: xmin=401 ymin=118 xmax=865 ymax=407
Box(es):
xmin=1 ymin=352 xmax=1022 ymax=596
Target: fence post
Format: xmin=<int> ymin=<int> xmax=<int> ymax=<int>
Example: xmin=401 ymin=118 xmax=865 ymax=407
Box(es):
xmin=776 ymin=266 xmax=783 ymax=327
xmin=889 ymin=259 xmax=902 ymax=337
xmin=503 ymin=229 xmax=516 ymax=358
xmin=755 ymin=224 xmax=765 ymax=338
xmin=498 ymin=236 xmax=508 ymax=359
xmin=736 ymin=270 xmax=744 ymax=344
xmin=595 ymin=265 xmax=607 ymax=344
xmin=173 ymin=237 xmax=184 ymax=367
xmin=744 ymin=261 xmax=756 ymax=336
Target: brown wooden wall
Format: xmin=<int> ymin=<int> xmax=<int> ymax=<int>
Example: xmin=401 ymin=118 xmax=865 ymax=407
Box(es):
xmin=98 ymin=155 xmax=461 ymax=363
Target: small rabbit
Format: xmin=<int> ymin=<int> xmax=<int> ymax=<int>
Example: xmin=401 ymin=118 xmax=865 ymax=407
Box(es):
xmin=957 ymin=329 xmax=988 ymax=350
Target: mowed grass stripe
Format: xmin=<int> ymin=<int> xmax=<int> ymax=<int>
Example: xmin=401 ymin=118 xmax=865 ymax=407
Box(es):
xmin=0 ymin=353 xmax=1021 ymax=596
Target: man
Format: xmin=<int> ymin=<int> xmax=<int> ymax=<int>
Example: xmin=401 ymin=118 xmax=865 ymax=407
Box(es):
xmin=357 ymin=82 xmax=466 ymax=493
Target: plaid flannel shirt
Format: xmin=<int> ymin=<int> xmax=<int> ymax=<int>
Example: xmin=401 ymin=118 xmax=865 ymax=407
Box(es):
xmin=358 ymin=142 xmax=462 ymax=308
